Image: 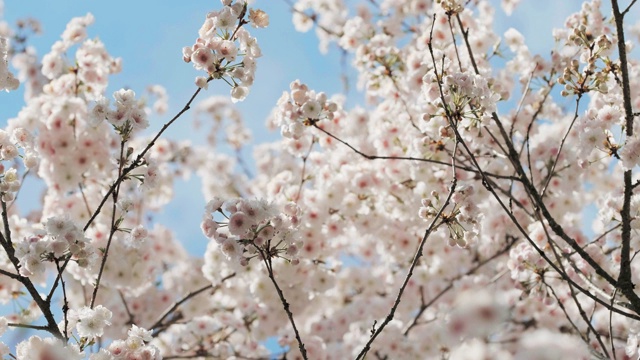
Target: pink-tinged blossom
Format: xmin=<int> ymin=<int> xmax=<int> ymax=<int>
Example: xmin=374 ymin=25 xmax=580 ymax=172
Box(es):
xmin=504 ymin=28 xmax=526 ymax=52
xmin=195 ymin=75 xmax=209 ymax=89
xmin=249 ymin=9 xmax=269 ymax=28
xmin=231 ymin=85 xmax=249 ymax=102
xmin=228 ymin=211 xmax=252 ymax=235
xmin=60 ymin=13 xmax=94 ymax=48
xmin=0 ymin=1 xmax=638 ymax=359
xmin=191 ymin=48 xmax=214 ymax=69
xmin=41 ymin=51 xmax=65 ymax=80
xmin=218 ymin=40 xmax=237 ymax=61
xmin=113 ymin=88 xmax=136 ymax=107
xmin=620 ymin=134 xmax=640 ymax=170
xmin=74 ymin=305 xmax=112 ymax=339
xmin=89 ymin=96 xmax=110 ymax=126
xmin=597 ymin=104 xmax=622 ymax=125
xmin=16 ymin=336 xmax=84 ymax=360
xmin=0 ymin=37 xmax=18 ymax=91
xmin=0 ymin=317 xmax=7 ymax=337
xmin=220 ymin=238 xmax=242 ymax=261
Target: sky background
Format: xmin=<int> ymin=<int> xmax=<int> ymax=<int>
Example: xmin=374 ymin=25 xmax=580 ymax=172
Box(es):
xmin=0 ymin=0 xmax=597 ymax=257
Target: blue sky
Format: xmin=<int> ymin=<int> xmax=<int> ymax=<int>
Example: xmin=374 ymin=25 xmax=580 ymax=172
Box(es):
xmin=0 ymin=0 xmax=584 ymax=256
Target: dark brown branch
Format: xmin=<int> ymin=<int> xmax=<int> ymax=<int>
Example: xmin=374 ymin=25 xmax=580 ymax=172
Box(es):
xmin=541 ymin=223 xmax=610 ymax=359
xmin=8 ymin=322 xmax=52 ymax=331
xmin=454 ymin=11 xmax=621 ymax=297
xmin=54 ymin=259 xmax=70 ymax=341
xmin=0 ymin=268 xmax=20 ymax=280
xmin=432 ymin=15 xmax=639 ymax=320
xmin=0 ymin=200 xmax=62 ymax=339
xmin=622 ymin=0 xmax=638 ymax=15
xmin=612 ymin=0 xmax=640 ymax=314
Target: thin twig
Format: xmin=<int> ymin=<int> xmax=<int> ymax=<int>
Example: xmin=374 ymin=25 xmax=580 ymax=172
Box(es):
xmin=294 ymin=138 xmax=316 ymax=202
xmin=447 ymin=15 xmax=463 ymax=72
xmin=83 ymin=78 xmax=212 ymax=233
xmin=610 ymin=287 xmax=619 ymax=360
xmin=54 ymin=259 xmax=70 ymax=341
xmin=403 ymin=236 xmax=518 ymax=335
xmin=118 ymin=290 xmax=135 ymax=325
xmin=151 ymin=273 xmax=236 ymax=336
xmin=7 ymin=323 xmax=52 ymax=331
xmin=258 ymin=245 xmax=307 ymax=359
xmin=540 ymin=94 xmax=582 ymax=198
xmin=235 ymin=148 xmax=254 ymax=179
xmin=622 ymin=0 xmax=638 ymax=15
xmin=355 ymin=134 xmax=457 ymax=359
xmin=510 ymin=66 xmax=536 ymax=138
xmin=312 ymin=124 xmax=520 ymax=182
xmin=90 ymin=141 xmax=126 ymax=309
xmin=281 ymin=0 xmax=343 ymax=37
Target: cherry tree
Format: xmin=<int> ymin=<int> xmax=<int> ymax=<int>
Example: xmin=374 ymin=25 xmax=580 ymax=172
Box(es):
xmin=0 ymin=0 xmax=640 ymax=359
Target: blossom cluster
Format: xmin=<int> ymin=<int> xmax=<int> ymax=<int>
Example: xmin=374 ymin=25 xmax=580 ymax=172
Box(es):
xmin=272 ymin=80 xmax=339 ymax=139
xmin=68 ymin=305 xmax=112 ymax=340
xmin=15 ymin=216 xmax=96 ymax=281
xmin=201 ymin=197 xmax=302 ymax=267
xmin=419 ymin=184 xmax=480 ymax=247
xmin=183 ymin=0 xmax=267 ymax=102
xmin=422 ymin=70 xmax=501 ymax=128
xmin=90 ymin=88 xmax=149 ymax=138
xmin=39 ymin=13 xmax=121 ymax=100
xmin=0 ymin=127 xmax=38 ymax=201
xmin=0 ymin=37 xmax=18 ymax=91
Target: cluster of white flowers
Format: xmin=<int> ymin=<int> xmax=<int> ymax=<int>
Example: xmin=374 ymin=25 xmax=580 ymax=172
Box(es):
xmin=16 ymin=336 xmax=83 ymax=360
xmin=423 ymin=70 xmax=500 ymax=127
xmin=0 ymin=317 xmax=8 ymax=356
xmin=0 ymin=37 xmax=18 ymax=91
xmin=418 ymin=185 xmax=480 ymax=248
xmin=90 ymin=88 xmax=149 ymax=135
xmin=40 ymin=14 xmax=121 ymax=100
xmin=102 ymin=325 xmax=161 ymax=359
xmin=621 ymin=134 xmax=640 ymax=169
xmin=201 ymin=197 xmax=302 ymax=267
xmin=184 ymin=0 xmax=267 ymax=102
xmin=0 ymin=127 xmax=39 ymax=202
xmin=68 ymin=305 xmax=112 ymax=339
xmin=272 ymin=80 xmax=339 ymax=139
xmin=14 ymin=216 xmax=96 ymax=281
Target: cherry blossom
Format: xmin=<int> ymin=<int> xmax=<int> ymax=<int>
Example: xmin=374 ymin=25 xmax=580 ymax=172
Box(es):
xmin=0 ymin=0 xmax=638 ymax=359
